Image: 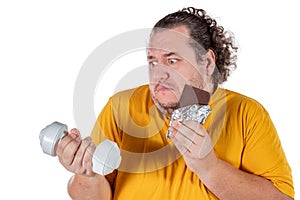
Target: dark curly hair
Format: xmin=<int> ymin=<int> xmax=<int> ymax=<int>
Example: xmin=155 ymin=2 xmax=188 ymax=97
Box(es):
xmin=152 ymin=7 xmax=238 ymax=88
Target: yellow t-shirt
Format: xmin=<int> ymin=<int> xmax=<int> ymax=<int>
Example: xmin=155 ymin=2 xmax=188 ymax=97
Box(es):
xmin=91 ymin=85 xmax=294 ymax=199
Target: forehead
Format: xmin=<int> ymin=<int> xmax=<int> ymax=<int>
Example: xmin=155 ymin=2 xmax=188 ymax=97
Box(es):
xmin=148 ymin=26 xmax=194 ymax=57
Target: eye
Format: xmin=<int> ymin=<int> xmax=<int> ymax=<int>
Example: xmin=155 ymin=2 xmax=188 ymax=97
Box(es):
xmin=149 ymin=61 xmax=158 ymax=68
xmin=168 ymin=58 xmax=179 ymax=64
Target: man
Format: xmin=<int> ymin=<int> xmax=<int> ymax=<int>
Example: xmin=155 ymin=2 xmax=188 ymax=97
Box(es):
xmin=57 ymin=7 xmax=294 ymax=199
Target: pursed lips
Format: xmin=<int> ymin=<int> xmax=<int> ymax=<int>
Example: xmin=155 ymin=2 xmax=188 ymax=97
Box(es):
xmin=154 ymin=83 xmax=174 ymax=93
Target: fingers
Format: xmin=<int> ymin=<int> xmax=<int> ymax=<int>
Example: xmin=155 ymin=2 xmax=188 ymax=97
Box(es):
xmin=169 ymin=120 xmax=212 ymax=159
xmin=169 ymin=120 xmax=197 ymax=156
xmin=169 ymin=120 xmax=202 ymax=145
xmin=56 ymin=133 xmax=80 ymax=163
xmin=71 ymin=137 xmax=93 ymax=173
xmin=179 ymin=121 xmax=205 ymax=138
xmin=83 ymin=142 xmax=96 ymax=176
xmin=56 ymin=128 xmax=96 ymax=176
xmin=169 ymin=126 xmax=189 ymax=155
xmin=70 ymin=128 xmax=81 ymax=139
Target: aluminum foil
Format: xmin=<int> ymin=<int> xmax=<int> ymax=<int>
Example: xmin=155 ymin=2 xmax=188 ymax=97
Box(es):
xmin=167 ymin=104 xmax=211 ymax=139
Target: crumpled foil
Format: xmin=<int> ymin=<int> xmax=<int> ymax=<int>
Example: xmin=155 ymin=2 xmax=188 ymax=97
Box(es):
xmin=167 ymin=104 xmax=211 ymax=139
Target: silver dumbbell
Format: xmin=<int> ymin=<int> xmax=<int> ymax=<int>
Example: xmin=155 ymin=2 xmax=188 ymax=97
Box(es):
xmin=39 ymin=121 xmax=121 ymax=176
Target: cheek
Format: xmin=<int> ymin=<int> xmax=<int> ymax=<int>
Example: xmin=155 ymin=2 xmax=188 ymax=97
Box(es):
xmin=181 ymin=67 xmax=206 ymax=87
xmin=155 ymin=90 xmax=179 ymax=105
xmin=149 ymin=83 xmax=155 ymax=95
xmin=148 ymin=69 xmax=154 ymax=79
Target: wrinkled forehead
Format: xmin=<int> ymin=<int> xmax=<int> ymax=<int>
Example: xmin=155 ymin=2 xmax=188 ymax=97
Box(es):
xmin=147 ymin=28 xmax=204 ymax=61
xmin=148 ymin=28 xmax=190 ymax=52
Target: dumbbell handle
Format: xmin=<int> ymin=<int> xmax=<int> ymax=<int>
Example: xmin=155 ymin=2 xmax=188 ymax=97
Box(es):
xmin=39 ymin=121 xmax=121 ymax=175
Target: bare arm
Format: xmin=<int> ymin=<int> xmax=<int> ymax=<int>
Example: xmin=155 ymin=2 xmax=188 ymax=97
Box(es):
xmin=56 ymin=129 xmax=113 ymax=200
xmin=68 ymin=174 xmax=112 ymax=200
xmin=169 ymin=120 xmax=293 ymax=200
xmin=198 ymin=152 xmax=293 ymax=200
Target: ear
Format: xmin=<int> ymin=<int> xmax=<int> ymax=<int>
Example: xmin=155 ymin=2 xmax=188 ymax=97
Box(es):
xmin=204 ymin=49 xmax=216 ymax=76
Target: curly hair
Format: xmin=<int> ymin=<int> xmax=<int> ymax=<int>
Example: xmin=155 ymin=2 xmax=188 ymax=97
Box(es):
xmin=153 ymin=7 xmax=238 ymax=87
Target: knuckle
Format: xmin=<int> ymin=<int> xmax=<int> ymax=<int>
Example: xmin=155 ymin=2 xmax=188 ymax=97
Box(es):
xmin=61 ymin=151 xmax=71 ymax=162
xmin=74 ymin=167 xmax=84 ymax=174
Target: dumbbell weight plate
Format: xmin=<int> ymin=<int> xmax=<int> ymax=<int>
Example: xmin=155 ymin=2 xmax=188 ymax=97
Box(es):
xmin=39 ymin=121 xmax=68 ymax=156
xmin=39 ymin=122 xmax=122 ymax=176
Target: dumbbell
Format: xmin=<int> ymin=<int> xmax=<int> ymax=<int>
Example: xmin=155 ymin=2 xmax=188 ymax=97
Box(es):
xmin=39 ymin=121 xmax=121 ymax=176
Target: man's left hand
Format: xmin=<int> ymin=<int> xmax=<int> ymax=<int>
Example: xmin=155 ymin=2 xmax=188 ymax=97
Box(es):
xmin=168 ymin=120 xmax=217 ymax=176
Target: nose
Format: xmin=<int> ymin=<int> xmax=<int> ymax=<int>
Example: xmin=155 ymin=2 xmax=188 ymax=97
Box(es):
xmin=149 ymin=62 xmax=172 ymax=84
xmin=158 ymin=71 xmax=170 ymax=82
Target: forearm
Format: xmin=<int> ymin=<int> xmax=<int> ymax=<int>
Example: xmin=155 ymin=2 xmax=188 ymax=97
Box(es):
xmin=199 ymin=157 xmax=293 ymax=200
xmin=68 ymin=174 xmax=112 ymax=200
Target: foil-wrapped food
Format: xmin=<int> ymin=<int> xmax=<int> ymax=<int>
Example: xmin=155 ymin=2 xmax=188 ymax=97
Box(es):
xmin=167 ymin=85 xmax=211 ymax=139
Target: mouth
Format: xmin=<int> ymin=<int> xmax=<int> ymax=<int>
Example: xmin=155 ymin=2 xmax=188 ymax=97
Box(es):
xmin=154 ymin=83 xmax=173 ymax=93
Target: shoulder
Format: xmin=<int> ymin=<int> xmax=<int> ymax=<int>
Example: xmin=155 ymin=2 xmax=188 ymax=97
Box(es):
xmin=212 ymin=88 xmax=271 ymax=130
xmin=222 ymin=88 xmax=275 ymax=138
xmin=222 ymin=88 xmax=267 ymax=115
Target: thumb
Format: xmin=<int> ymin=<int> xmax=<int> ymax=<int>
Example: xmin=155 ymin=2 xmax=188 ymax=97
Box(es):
xmin=69 ymin=128 xmax=81 ymax=140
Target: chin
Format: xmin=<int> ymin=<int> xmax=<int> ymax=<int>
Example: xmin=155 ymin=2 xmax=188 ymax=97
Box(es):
xmin=156 ymin=94 xmax=178 ymax=106
xmin=150 ymin=93 xmax=177 ymax=113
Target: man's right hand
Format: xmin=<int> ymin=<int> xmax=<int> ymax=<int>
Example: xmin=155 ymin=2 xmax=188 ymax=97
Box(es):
xmin=56 ymin=128 xmax=96 ymax=176
xmin=56 ymin=129 xmax=113 ymax=199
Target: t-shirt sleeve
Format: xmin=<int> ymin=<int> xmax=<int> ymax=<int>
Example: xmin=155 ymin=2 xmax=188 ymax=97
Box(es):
xmin=241 ymin=101 xmax=294 ymax=198
xmin=90 ymin=98 xmax=121 ymax=189
xmin=91 ymin=98 xmax=121 ymax=146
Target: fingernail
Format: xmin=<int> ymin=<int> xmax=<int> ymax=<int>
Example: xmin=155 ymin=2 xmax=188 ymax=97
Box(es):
xmin=76 ymin=136 xmax=82 ymax=142
xmin=69 ymin=133 xmax=77 ymax=139
xmin=166 ymin=128 xmax=175 ymax=139
xmin=83 ymin=139 xmax=91 ymax=146
xmin=89 ymin=142 xmax=95 ymax=148
xmin=172 ymin=121 xmax=178 ymax=127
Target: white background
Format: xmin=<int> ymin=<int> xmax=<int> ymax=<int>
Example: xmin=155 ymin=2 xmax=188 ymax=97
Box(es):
xmin=0 ymin=0 xmax=299 ymax=199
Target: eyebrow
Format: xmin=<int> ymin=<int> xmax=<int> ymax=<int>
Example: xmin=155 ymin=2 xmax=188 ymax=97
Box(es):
xmin=147 ymin=52 xmax=178 ymax=60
